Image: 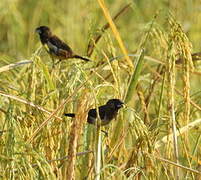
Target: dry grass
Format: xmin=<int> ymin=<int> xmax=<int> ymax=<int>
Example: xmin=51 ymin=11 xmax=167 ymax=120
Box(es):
xmin=1 ymin=0 xmax=201 ymax=179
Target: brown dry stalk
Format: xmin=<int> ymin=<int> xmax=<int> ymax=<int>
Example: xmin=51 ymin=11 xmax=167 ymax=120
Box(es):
xmin=154 ymin=155 xmax=201 ymax=175
xmin=87 ymin=3 xmax=131 ymax=56
xmin=97 ymin=0 xmax=133 ymax=68
xmin=65 ymin=91 xmax=89 ymax=180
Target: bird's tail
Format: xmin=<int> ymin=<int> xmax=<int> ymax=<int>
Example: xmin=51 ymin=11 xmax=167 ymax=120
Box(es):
xmin=73 ymin=55 xmax=91 ymax=62
xmin=64 ymin=113 xmax=76 ymax=118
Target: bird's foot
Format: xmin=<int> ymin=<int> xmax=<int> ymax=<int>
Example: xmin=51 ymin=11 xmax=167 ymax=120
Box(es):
xmin=101 ymin=130 xmax=108 ymax=137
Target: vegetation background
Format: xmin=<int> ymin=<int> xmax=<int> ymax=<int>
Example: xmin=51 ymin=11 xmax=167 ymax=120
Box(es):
xmin=0 ymin=0 xmax=201 ymax=179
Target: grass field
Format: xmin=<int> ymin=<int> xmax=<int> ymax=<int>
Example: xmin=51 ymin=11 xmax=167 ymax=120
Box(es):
xmin=1 ymin=0 xmax=201 ymax=179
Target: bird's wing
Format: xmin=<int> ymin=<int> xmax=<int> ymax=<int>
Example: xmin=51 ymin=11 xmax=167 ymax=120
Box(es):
xmin=98 ymin=105 xmax=107 ymax=120
xmin=49 ymin=35 xmax=73 ymax=53
xmin=87 ymin=105 xmax=109 ymax=124
xmin=88 ymin=106 xmax=106 ymax=119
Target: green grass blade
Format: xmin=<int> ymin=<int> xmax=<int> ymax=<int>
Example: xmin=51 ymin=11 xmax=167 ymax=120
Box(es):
xmin=124 ymin=49 xmax=145 ymax=105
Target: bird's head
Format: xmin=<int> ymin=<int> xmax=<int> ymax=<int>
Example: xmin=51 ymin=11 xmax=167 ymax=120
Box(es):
xmin=35 ymin=26 xmax=51 ymax=37
xmin=106 ymin=99 xmax=124 ymax=110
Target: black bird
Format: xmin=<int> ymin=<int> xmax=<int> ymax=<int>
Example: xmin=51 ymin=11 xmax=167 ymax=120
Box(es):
xmin=35 ymin=26 xmax=91 ymax=62
xmin=64 ymin=99 xmax=124 ymax=126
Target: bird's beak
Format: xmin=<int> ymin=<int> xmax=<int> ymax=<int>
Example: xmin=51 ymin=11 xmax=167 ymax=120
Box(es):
xmin=35 ymin=28 xmax=41 ymax=34
xmin=117 ymin=102 xmax=124 ymax=108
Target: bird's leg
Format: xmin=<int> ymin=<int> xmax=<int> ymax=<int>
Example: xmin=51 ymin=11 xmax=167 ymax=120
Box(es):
xmin=50 ymin=54 xmax=56 ymax=69
xmin=101 ymin=130 xmax=108 ymax=137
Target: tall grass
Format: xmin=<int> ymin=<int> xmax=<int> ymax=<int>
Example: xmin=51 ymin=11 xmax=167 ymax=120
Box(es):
xmin=1 ymin=0 xmax=201 ymax=179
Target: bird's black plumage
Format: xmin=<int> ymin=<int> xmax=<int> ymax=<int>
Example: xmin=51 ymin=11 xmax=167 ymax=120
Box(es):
xmin=35 ymin=26 xmax=90 ymax=62
xmin=64 ymin=99 xmax=124 ymax=126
